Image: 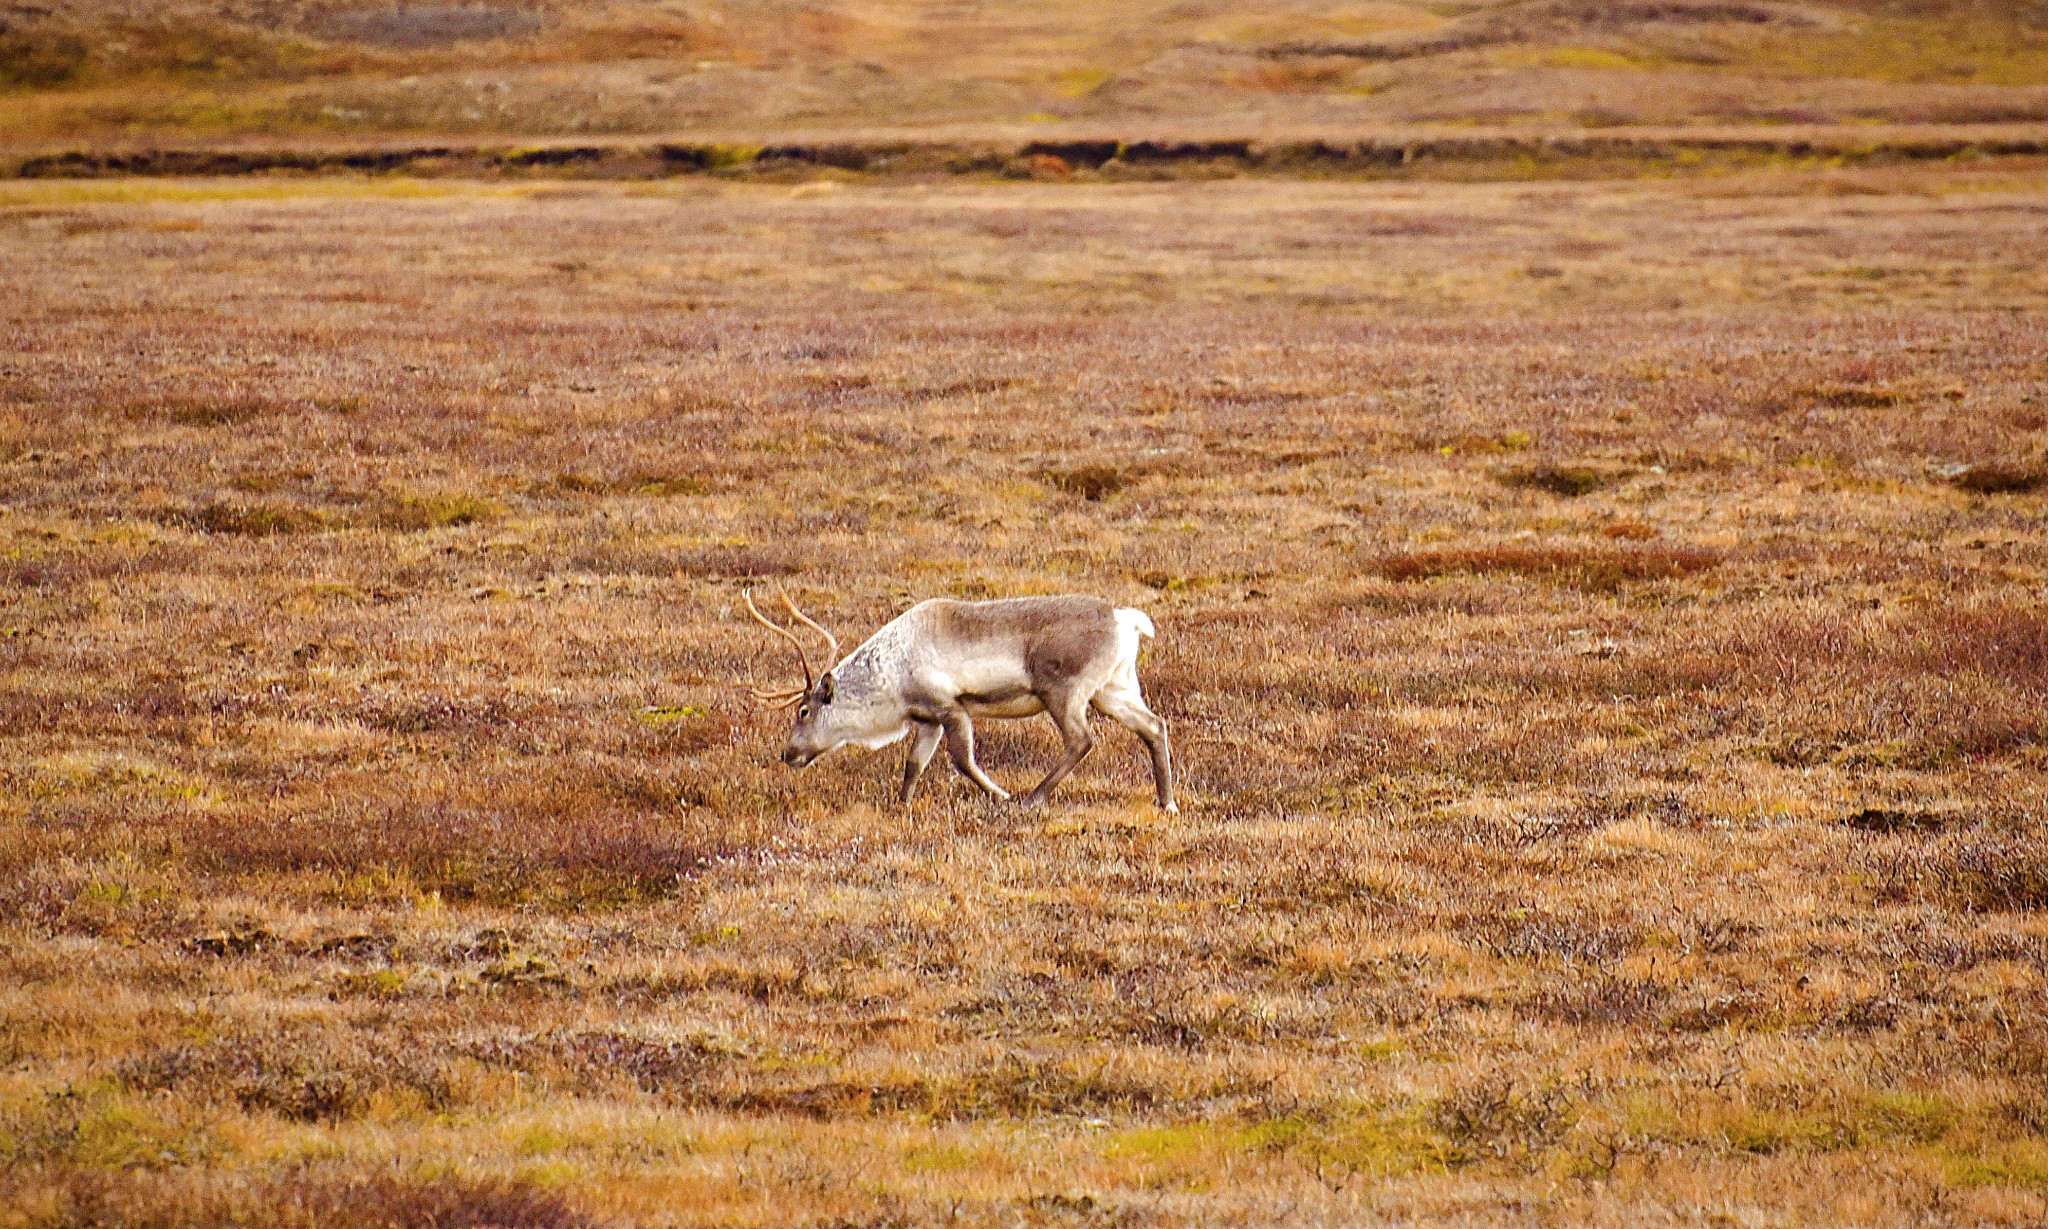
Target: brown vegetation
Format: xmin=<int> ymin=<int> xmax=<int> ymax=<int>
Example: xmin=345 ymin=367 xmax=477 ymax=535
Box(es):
xmin=0 ymin=0 xmax=2041 ymax=143
xmin=1 ymin=159 xmax=2045 ymax=1224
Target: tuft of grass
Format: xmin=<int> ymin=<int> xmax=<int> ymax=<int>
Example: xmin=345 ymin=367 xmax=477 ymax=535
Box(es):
xmin=164 ymin=398 xmax=272 ymax=427
xmin=1373 ymin=543 xmax=1719 ymax=588
xmin=1939 ymin=1141 xmax=2048 ymax=1190
xmin=1861 ymin=1091 xmax=1955 ymax=1145
xmin=333 ymin=968 xmax=409 ymax=1000
xmin=374 ymin=493 xmax=503 ymax=531
xmin=1952 ymin=462 xmax=2047 ymax=494
xmin=1041 ymin=464 xmax=1134 ymax=501
xmin=635 ymin=704 xmax=705 ymax=725
xmin=1801 ymin=382 xmax=1906 ymax=409
xmin=1721 ymin=1109 xmax=1858 ymax=1155
xmin=1495 ymin=461 xmax=1634 ymax=497
xmin=631 ymin=474 xmax=711 ymax=497
xmin=544 ymin=471 xmax=610 ymax=495
xmin=1242 ymin=1109 xmax=1461 ymax=1177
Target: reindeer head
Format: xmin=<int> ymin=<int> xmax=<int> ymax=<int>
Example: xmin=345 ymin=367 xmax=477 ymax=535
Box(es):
xmin=744 ymin=588 xmax=846 ymax=768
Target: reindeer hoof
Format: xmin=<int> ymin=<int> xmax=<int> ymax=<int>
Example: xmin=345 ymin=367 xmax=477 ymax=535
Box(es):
xmin=1162 ymin=801 xmax=1180 ymax=814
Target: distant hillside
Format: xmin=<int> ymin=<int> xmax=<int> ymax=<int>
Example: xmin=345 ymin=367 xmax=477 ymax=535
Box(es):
xmin=1 ymin=0 xmax=2042 ymax=143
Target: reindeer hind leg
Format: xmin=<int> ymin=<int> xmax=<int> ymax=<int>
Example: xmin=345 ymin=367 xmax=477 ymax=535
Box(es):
xmin=1019 ymin=687 xmax=1096 ymax=809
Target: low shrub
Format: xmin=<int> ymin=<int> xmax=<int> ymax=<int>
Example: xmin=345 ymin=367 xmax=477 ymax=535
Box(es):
xmin=1952 ymin=462 xmax=2046 ymax=494
xmin=1495 ymin=462 xmax=1633 ymax=497
xmin=1868 ymin=830 xmax=2048 ymax=912
xmin=1429 ymin=1077 xmax=1576 ymax=1161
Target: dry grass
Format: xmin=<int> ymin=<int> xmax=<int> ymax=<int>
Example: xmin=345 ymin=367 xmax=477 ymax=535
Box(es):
xmin=1 ymin=161 xmax=2045 ymax=1225
xmin=0 ymin=0 xmax=2041 ymax=142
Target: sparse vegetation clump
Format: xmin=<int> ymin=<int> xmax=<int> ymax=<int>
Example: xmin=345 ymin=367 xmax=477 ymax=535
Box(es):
xmin=0 ymin=163 xmax=2044 ymax=1225
xmin=1953 ymin=461 xmax=2048 ymax=494
xmin=374 ymin=491 xmax=502 ymax=530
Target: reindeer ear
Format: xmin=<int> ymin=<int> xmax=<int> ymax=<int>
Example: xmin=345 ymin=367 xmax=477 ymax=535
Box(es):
xmin=819 ymin=674 xmax=834 ymax=703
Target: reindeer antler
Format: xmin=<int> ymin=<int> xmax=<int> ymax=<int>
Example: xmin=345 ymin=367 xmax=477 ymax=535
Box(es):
xmin=778 ymin=588 xmax=840 ymax=672
xmin=749 ymin=684 xmax=807 ymax=709
xmin=744 ymin=587 xmax=815 ymax=701
xmin=743 ymin=586 xmax=844 ymax=708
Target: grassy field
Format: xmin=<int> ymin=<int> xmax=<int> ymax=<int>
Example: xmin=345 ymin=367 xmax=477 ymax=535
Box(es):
xmin=2 ymin=158 xmax=2046 ymax=1225
xmin=0 ymin=0 xmax=2042 ymax=143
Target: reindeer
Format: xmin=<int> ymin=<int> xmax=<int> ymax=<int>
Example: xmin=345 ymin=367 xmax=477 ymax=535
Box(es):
xmin=744 ymin=589 xmax=1176 ymax=811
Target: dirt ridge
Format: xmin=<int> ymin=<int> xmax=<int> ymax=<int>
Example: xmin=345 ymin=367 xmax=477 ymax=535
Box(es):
xmin=8 ymin=125 xmax=2043 ymax=180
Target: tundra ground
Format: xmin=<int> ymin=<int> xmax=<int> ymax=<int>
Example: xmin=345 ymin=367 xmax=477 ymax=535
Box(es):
xmin=1 ymin=162 xmax=2045 ymax=1226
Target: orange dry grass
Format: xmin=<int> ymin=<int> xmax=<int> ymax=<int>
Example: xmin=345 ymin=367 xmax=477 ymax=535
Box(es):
xmin=0 ymin=162 xmax=2044 ymax=1225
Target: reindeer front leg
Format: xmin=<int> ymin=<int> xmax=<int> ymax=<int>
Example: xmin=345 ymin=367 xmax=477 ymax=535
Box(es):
xmin=899 ymin=719 xmax=944 ymax=804
xmin=940 ymin=710 xmax=1009 ymax=800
